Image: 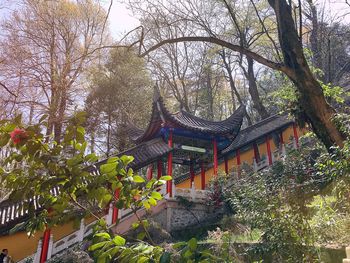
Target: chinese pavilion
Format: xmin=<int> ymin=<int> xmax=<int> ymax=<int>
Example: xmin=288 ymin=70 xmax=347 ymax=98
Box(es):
xmin=125 ymin=88 xmax=246 ymax=196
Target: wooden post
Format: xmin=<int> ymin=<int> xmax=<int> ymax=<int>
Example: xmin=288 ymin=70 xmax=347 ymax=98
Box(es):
xmin=167 ymin=130 xmax=173 ymax=197
xmin=112 ymin=189 xmax=120 ymax=224
xmin=157 ymin=160 xmax=162 ymax=179
xmin=293 ymin=123 xmax=299 ymax=148
xmin=146 ymin=164 xmax=153 ymax=180
xmin=280 ymin=131 xmax=284 ymax=144
xmin=224 ymin=157 xmax=228 ymax=174
xmin=266 ymin=136 xmax=273 ymax=165
xmin=213 ymin=139 xmax=218 ymax=176
xmin=201 ymin=162 xmax=205 ymax=190
xmin=40 ymin=228 xmax=51 ymax=263
xmin=236 ymin=149 xmax=241 ymax=177
xmin=236 ymin=149 xmax=241 ymax=165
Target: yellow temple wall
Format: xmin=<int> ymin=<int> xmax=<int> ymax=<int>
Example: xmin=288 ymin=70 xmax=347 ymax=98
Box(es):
xmin=176 ymin=124 xmax=301 ymax=189
xmin=0 ymin=229 xmax=43 ymax=262
xmin=0 ymin=216 xmax=96 ymax=262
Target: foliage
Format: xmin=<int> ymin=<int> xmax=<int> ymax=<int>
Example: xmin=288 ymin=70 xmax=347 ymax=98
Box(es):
xmin=223 ymin=138 xmax=330 ymax=262
xmin=85 ymin=48 xmax=152 ymax=155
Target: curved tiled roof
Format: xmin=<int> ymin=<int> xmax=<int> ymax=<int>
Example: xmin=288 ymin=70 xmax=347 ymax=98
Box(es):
xmin=174 ymin=114 xmax=295 ymax=185
xmin=165 ymin=106 xmax=245 ymax=136
xmin=222 ymin=114 xmax=293 ymax=154
xmin=131 ymin=89 xmax=245 ymax=143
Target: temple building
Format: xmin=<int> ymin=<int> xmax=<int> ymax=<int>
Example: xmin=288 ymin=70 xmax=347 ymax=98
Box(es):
xmin=0 ymin=90 xmax=302 ymax=262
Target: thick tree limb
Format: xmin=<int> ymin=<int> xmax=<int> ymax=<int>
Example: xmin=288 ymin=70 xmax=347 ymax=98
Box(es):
xmin=0 ymin=82 xmax=17 ymax=97
xmin=140 ymin=36 xmax=295 ymax=79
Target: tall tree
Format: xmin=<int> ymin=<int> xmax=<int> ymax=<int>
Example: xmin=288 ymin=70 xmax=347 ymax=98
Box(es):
xmin=85 ymin=48 xmax=152 ymax=156
xmin=0 ymin=0 xmax=108 ymax=142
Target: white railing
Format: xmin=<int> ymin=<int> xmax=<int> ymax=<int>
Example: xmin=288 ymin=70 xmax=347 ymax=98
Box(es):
xmin=173 ymin=182 xmax=209 ymax=201
xmin=24 ymin=183 xmax=169 ymax=262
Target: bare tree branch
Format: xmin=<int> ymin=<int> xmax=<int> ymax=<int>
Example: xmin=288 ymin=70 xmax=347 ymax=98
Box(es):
xmin=0 ymin=81 xmax=17 ymax=97
xmin=140 ymin=36 xmax=295 ymax=79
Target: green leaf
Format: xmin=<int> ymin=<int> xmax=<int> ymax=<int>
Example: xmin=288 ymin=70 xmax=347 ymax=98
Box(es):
xmin=151 ymin=191 xmax=162 ymax=200
xmin=143 ymin=200 xmax=151 ymax=210
xmin=107 ymin=157 xmax=119 ymax=164
xmin=137 ymin=256 xmax=149 ymax=263
xmin=133 ymin=175 xmax=145 ymax=183
xmin=131 ymin=222 xmax=140 ymax=229
xmin=188 ymin=238 xmax=197 ymax=251
xmin=77 ymin=126 xmax=85 ymax=135
xmin=86 ymin=153 xmax=98 ymax=163
xmin=172 ymin=241 xmax=186 ymax=249
xmin=89 ymin=241 xmax=109 ymax=251
xmin=160 ymin=252 xmax=171 ymax=263
xmin=183 ymin=249 xmax=193 ymax=259
xmin=112 ymin=235 xmax=126 ymax=246
xmin=94 ymin=232 xmax=111 ymax=239
xmin=0 ymin=133 xmax=10 ymax=147
xmin=120 ymin=155 xmax=134 ymax=166
xmin=97 ymin=255 xmax=107 ymax=263
xmin=160 ymin=176 xmax=172 ymax=181
xmin=137 ymin=231 xmax=146 ymax=240
xmin=148 ymin=197 xmax=157 ymax=206
xmin=100 ymin=163 xmax=117 ymax=175
xmin=3 ymin=123 xmax=16 ymax=132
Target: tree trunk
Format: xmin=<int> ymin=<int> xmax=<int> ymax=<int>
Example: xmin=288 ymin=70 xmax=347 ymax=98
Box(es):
xmin=54 ymin=86 xmax=67 ymax=143
xmin=220 ymin=51 xmax=253 ymax=125
xmin=245 ymin=57 xmax=269 ymax=120
xmin=106 ymin=112 xmax=112 ymax=157
xmin=206 ymin=70 xmax=214 ymax=120
xmin=269 ymin=0 xmax=345 ymax=148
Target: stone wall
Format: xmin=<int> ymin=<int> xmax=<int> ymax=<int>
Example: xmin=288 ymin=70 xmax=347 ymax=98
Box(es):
xmin=151 ymin=198 xmax=225 ymax=232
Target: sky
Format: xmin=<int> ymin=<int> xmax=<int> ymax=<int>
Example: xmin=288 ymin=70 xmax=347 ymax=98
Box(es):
xmin=104 ymin=1 xmax=140 ymax=38
xmin=107 ymin=0 xmax=350 ymax=39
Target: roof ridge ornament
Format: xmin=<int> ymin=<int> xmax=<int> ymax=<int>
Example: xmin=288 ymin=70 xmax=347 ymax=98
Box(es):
xmin=153 ymin=85 xmax=166 ymax=124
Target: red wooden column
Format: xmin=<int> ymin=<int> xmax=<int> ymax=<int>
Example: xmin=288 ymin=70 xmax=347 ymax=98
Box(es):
xmin=157 ymin=160 xmax=162 ymax=179
xmin=167 ymin=130 xmax=173 ymax=197
xmin=280 ymin=132 xmax=284 ymax=145
xmin=236 ymin=149 xmax=241 ymax=177
xmin=112 ymin=189 xmax=120 ymax=224
xmin=40 ymin=228 xmax=51 ymax=263
xmin=293 ymin=123 xmax=299 ymax=148
xmin=190 ymin=162 xmax=195 ymax=188
xmin=146 ymin=164 xmax=153 ymax=180
xmin=213 ymin=139 xmax=218 ymax=176
xmin=200 ymin=162 xmax=206 ymax=190
xmin=224 ymin=157 xmax=229 ymax=174
xmin=236 ymin=149 xmax=241 ymax=165
xmin=266 ymin=136 xmax=273 ymax=165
